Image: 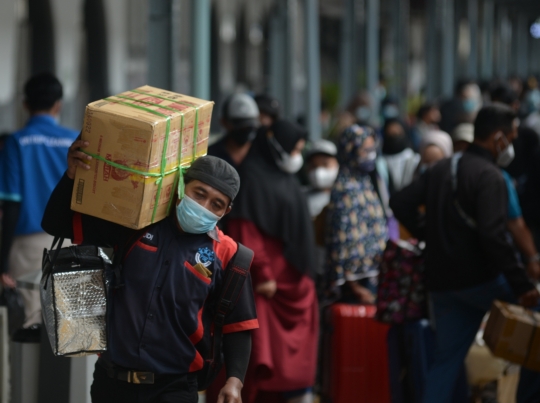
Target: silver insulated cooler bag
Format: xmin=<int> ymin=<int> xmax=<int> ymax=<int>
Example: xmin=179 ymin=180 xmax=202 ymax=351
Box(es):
xmin=40 ymin=238 xmax=111 ymax=356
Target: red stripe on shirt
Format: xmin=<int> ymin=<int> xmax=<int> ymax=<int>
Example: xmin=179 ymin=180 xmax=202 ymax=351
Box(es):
xmin=189 ymin=307 xmax=204 ymax=345
xmin=189 ymin=350 xmax=204 ymax=372
xmin=73 ymin=213 xmax=83 ymax=245
xmin=124 ymin=236 xmax=143 ymax=260
xmin=135 ymin=240 xmax=158 ymax=253
xmin=213 ymin=229 xmax=238 ymax=269
xmin=223 ymin=319 xmax=259 ymax=334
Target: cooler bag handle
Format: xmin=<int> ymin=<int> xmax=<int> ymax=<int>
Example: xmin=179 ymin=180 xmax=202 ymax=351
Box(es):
xmin=42 ymin=237 xmax=65 ymax=290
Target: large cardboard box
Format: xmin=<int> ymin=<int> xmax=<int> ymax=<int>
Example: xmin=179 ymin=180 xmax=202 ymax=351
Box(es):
xmin=71 ymin=86 xmax=213 ymax=229
xmin=483 ymin=300 xmax=540 ymax=372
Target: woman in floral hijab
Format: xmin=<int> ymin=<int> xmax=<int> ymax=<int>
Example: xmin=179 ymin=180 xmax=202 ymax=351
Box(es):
xmin=325 ymin=124 xmax=390 ymax=303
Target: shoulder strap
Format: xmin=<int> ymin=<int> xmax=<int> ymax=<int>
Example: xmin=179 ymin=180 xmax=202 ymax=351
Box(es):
xmin=209 ymin=242 xmax=254 ymax=362
xmin=214 ymin=243 xmax=254 ymax=327
xmin=451 ymin=152 xmax=477 ymax=229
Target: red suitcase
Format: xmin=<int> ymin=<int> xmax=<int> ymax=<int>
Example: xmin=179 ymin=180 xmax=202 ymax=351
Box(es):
xmin=321 ymin=304 xmax=391 ymax=403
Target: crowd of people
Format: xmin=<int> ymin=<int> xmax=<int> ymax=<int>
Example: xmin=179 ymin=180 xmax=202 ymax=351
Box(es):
xmin=2 ymin=71 xmax=540 ymax=403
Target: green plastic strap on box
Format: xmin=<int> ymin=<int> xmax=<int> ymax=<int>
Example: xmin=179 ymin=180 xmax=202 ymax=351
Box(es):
xmin=81 ymin=95 xmax=200 ymax=224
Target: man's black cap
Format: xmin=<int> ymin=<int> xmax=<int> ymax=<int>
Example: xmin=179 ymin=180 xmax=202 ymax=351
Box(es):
xmin=184 ymin=156 xmax=240 ymax=202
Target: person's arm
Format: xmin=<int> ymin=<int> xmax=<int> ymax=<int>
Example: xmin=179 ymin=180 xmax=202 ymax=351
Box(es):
xmin=507 ymin=217 xmax=540 ymax=280
xmin=389 ymin=170 xmax=429 ymax=239
xmin=0 ymin=201 xmax=20 ymax=287
xmin=226 ymin=218 xmax=276 ymax=298
xmin=476 ymin=169 xmax=535 ymax=298
xmin=217 ymin=331 xmax=252 ymax=403
xmin=0 ymin=135 xmax=23 ymax=287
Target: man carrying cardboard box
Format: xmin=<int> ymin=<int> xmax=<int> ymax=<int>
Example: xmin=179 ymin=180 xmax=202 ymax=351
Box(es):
xmin=391 ymin=104 xmax=540 ymax=403
xmin=42 ymin=141 xmax=258 ymax=403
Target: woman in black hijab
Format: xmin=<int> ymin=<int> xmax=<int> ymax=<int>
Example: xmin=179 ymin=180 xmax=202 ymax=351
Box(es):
xmin=226 ymin=120 xmax=319 ymax=403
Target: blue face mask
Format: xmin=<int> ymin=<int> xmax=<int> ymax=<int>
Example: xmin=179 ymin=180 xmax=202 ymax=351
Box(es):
xmin=462 ymin=99 xmax=477 ymax=113
xmin=176 ymin=195 xmax=221 ymax=234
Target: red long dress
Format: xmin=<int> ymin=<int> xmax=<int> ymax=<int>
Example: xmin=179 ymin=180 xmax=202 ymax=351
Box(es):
xmin=206 ymin=218 xmax=319 ymax=403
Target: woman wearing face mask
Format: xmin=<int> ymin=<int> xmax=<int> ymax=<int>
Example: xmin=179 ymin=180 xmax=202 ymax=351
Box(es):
xmin=305 ymin=140 xmax=340 ymax=219
xmin=415 ymin=130 xmax=454 ymax=177
xmin=326 ymin=125 xmax=394 ymax=304
xmin=381 ymin=118 xmax=420 ymax=194
xmin=222 ymin=120 xmax=319 ymax=403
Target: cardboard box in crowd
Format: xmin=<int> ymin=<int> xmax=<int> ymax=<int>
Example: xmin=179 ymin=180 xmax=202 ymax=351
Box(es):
xmin=71 ymin=86 xmax=214 ymax=229
xmin=483 ymin=300 xmax=540 ymax=372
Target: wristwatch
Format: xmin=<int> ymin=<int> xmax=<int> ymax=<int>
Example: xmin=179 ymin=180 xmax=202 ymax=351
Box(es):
xmin=528 ymin=253 xmax=540 ymax=263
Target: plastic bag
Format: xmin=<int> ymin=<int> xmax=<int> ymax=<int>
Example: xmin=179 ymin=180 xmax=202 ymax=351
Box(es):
xmin=0 ymin=287 xmax=25 ymax=335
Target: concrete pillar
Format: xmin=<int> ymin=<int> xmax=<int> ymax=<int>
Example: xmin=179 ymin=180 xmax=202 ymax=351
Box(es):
xmin=425 ymin=0 xmax=438 ymax=100
xmin=396 ymin=0 xmax=409 ymax=112
xmin=191 ymin=0 xmax=211 ymax=99
xmin=365 ymin=0 xmax=379 ymax=96
xmin=495 ymin=6 xmax=510 ymax=79
xmin=441 ymin=0 xmax=455 ymax=97
xmin=339 ymin=0 xmax=355 ymax=107
xmin=305 ymin=0 xmax=321 ymax=140
xmin=481 ymin=0 xmax=494 ymax=79
xmin=105 ymin=0 xmax=129 ymax=95
xmin=269 ymin=10 xmax=286 ymax=107
xmin=0 ymin=0 xmax=18 ymax=106
xmin=283 ymin=0 xmax=297 ymax=119
xmin=148 ymin=0 xmax=173 ymax=90
xmin=467 ymin=0 xmax=478 ymax=79
xmin=0 ymin=0 xmax=18 ymax=132
xmin=29 ymin=0 xmax=55 ymax=75
xmin=515 ymin=13 xmax=528 ymax=78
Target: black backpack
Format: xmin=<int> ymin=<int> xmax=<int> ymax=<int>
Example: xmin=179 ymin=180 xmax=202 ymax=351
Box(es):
xmin=195 ymin=243 xmax=254 ymax=391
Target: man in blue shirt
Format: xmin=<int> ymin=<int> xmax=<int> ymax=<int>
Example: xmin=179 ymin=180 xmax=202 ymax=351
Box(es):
xmin=0 ymin=73 xmax=78 ymax=333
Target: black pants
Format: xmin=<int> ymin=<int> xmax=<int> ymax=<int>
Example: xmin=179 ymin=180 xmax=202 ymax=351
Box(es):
xmin=90 ymin=362 xmax=198 ymax=403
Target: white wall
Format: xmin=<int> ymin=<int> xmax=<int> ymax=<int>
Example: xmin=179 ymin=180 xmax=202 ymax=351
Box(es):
xmin=0 ymin=1 xmax=18 ymax=105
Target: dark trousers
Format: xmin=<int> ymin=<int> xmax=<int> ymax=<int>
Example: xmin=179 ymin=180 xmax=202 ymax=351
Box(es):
xmin=90 ymin=362 xmax=198 ymax=403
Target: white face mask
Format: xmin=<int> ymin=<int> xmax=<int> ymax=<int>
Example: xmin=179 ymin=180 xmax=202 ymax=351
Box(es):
xmin=495 ymin=133 xmax=515 ymax=167
xmin=276 ymin=153 xmax=304 ymax=174
xmin=308 ymin=167 xmax=339 ymax=189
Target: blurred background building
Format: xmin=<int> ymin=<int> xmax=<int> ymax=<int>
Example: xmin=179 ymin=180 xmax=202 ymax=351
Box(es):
xmin=0 ymin=0 xmax=539 ymax=138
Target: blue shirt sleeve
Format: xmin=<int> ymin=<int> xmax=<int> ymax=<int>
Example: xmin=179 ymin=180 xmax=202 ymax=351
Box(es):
xmin=0 ymin=135 xmax=22 ymax=202
xmin=502 ymin=170 xmax=522 ymax=219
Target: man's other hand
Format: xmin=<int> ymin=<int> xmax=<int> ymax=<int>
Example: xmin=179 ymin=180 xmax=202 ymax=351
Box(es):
xmin=348 ymin=281 xmax=376 ymax=304
xmin=255 ymin=280 xmax=277 ymax=299
xmin=0 ymin=273 xmax=16 ymax=288
xmin=526 ymin=260 xmax=540 ymax=280
xmin=67 ymin=139 xmax=92 ymax=180
xmin=519 ymin=288 xmax=540 ymax=308
xmin=216 ymin=377 xmax=243 ymax=403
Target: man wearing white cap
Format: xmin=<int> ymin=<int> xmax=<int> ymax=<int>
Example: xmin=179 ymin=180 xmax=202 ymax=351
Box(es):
xmin=209 ymin=93 xmax=260 ymax=167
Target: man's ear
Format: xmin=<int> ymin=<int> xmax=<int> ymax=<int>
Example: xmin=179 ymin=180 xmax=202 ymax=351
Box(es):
xmin=223 ymin=206 xmax=233 ymax=216
xmin=50 ymin=100 xmax=62 ymax=117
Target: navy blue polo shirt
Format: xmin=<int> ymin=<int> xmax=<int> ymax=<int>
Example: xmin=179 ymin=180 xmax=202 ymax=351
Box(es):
xmin=73 ymin=213 xmax=258 ymax=375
